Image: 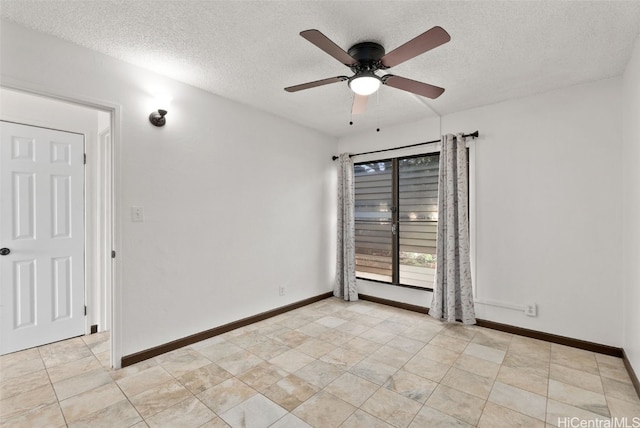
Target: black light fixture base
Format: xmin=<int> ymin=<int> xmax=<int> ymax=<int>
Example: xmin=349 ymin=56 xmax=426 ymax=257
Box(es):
xmin=149 ymin=109 xmax=167 ymax=127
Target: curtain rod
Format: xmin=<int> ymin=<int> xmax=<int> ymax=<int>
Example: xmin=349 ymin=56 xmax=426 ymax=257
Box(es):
xmin=331 ymin=130 xmax=479 ymax=161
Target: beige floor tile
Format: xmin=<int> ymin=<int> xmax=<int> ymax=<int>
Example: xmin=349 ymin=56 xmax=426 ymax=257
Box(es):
xmin=47 ymin=355 xmax=102 ymax=383
xmin=317 ymin=330 xmax=355 ymax=347
xmin=549 ymin=363 xmax=603 ymax=394
xmin=154 ymin=348 xmax=211 ymax=378
xmin=488 ymin=381 xmax=547 ymax=421
xmin=416 ymin=344 xmax=461 ymax=365
xmin=325 ymin=372 xmax=380 ymax=407
xmin=508 ymin=336 xmax=551 ymax=362
xmin=385 ymin=335 xmax=425 ymax=354
xmin=129 ymin=379 xmax=193 ymax=419
xmin=215 ymin=350 xmax=264 ymax=376
xmin=602 ymin=376 xmax=640 ymax=403
xmin=110 ymin=359 xmax=158 ymax=382
xmin=401 ymin=324 xmax=442 ymax=343
xmin=0 ymin=347 xmax=40 ymax=367
xmin=545 ymin=398 xmax=610 ymax=427
xmin=478 ymin=401 xmax=545 ymax=428
xmin=0 ymin=352 xmax=45 ymax=382
xmin=426 ymin=384 xmax=486 ymax=426
xmin=497 ymin=364 xmax=548 ymax=396
xmin=404 ymin=353 xmax=452 ymax=383
xmin=606 ymin=395 xmax=640 ymax=418
xmin=441 ymin=366 xmax=495 ymax=399
xmin=361 ymin=388 xmax=422 ymax=427
xmin=463 ymin=342 xmax=506 ymax=364
xmin=39 ymin=338 xmax=94 ymax=368
xmin=316 ymin=315 xmax=348 ymax=328
xmin=116 ymin=365 xmax=173 ymax=397
xmin=198 ymin=377 xmax=257 ymax=414
xmin=146 ymin=396 xmax=215 ymax=428
xmin=320 ymin=346 xmax=366 ymax=369
xmin=336 ymin=321 xmax=370 ymax=336
xmin=53 ymin=367 xmax=113 ymax=400
xmin=294 ymin=337 xmax=336 ymax=359
xmin=548 ymin=379 xmax=609 ymax=417
xmin=409 ymin=405 xmax=473 ymax=428
xmin=376 ymin=320 xmax=410 ymax=336
xmin=349 ymin=357 xmax=399 ymax=385
xmin=60 ymin=382 xmax=126 ymax=423
xmin=296 ymin=321 xmax=331 ymax=337
xmin=220 ymin=394 xmax=288 ymax=427
xmin=272 ymin=329 xmax=311 ymax=348
xmin=383 ymin=369 xmax=438 ymax=403
xmin=453 ymin=354 xmax=501 ymax=380
xmin=598 ymin=360 xmax=635 ymax=383
xmin=429 ymin=333 xmax=471 ymax=353
xmin=67 ymin=399 xmax=142 ymax=428
xmin=177 ymin=362 xmax=233 ymax=394
xmin=441 ymin=324 xmax=478 ymax=341
xmin=198 ymin=341 xmax=244 ymax=362
xmin=269 ymin=349 xmax=316 ymax=373
xmin=502 ymin=351 xmax=550 ymax=378
xmin=269 ymin=413 xmax=312 ymax=428
xmin=0 ymin=369 xmax=50 ymax=400
xmin=471 ymin=329 xmax=513 ymax=352
xmin=1 ymin=402 xmax=66 ymax=428
xmin=550 ymin=345 xmax=599 ymax=375
xmin=360 ymin=327 xmax=397 ymax=344
xmin=246 ymin=338 xmax=291 ymax=360
xmin=227 ymin=331 xmax=270 ymax=349
xmin=294 ymin=359 xmax=343 ymax=388
xmin=342 ymin=337 xmax=383 ymax=355
xmin=0 ymin=383 xmax=58 ymax=422
xmin=369 ymin=345 xmax=413 ymax=369
xmin=238 ymin=361 xmax=288 ymax=392
xmin=263 ymin=373 xmax=319 ymax=411
xmin=292 ymin=390 xmax=356 ymax=428
xmin=341 ymin=409 xmax=394 ymax=428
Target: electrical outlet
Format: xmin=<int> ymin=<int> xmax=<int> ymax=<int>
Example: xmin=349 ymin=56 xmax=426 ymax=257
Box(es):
xmin=279 ymin=286 xmax=285 ymax=296
xmin=525 ymin=304 xmax=537 ymax=317
xmin=131 ymin=206 xmax=144 ymax=222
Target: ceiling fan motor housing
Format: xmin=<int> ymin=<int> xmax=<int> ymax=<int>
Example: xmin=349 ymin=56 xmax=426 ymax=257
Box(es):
xmin=348 ymin=42 xmax=386 ymax=73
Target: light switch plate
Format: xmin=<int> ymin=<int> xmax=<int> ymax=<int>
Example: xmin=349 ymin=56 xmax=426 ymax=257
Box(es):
xmin=131 ymin=206 xmax=144 ymax=222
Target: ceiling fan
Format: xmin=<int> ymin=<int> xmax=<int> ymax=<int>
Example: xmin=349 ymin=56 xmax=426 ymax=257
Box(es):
xmin=284 ymin=27 xmax=451 ymax=115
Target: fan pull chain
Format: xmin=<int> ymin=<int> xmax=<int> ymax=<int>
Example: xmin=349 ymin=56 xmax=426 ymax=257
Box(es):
xmin=376 ymin=90 xmax=380 ymax=132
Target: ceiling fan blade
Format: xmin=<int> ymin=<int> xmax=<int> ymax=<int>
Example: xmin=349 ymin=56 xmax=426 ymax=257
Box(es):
xmin=380 ymin=26 xmax=451 ymax=69
xmin=352 ymin=94 xmax=368 ymax=115
xmin=300 ymin=29 xmax=357 ymax=67
xmin=383 ymin=75 xmax=445 ymax=99
xmin=284 ymin=76 xmax=348 ymax=92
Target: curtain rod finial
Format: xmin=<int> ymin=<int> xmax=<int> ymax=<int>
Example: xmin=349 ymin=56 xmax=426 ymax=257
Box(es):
xmin=332 ymin=155 xmax=339 ymax=161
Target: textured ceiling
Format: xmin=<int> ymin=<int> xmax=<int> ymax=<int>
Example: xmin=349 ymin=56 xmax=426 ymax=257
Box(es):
xmin=2 ymin=0 xmax=640 ymax=137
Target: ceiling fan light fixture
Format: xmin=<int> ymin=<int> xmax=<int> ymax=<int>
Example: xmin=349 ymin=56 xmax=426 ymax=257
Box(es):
xmin=349 ymin=73 xmax=381 ymax=96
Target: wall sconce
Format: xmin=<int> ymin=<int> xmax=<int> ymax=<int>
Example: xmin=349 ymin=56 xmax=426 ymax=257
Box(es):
xmin=149 ymin=93 xmax=172 ymax=127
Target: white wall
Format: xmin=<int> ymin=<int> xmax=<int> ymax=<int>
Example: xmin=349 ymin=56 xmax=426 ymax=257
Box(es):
xmin=1 ymin=21 xmax=337 ymax=362
xmin=0 ymin=88 xmax=109 ymax=332
xmin=622 ymin=35 xmax=640 ymax=375
xmin=339 ymin=77 xmax=624 ymax=347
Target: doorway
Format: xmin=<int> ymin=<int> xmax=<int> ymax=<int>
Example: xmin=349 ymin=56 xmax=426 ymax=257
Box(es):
xmin=0 ymin=88 xmax=114 ymax=364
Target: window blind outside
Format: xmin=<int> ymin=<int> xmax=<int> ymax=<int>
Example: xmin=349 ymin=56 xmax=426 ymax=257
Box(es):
xmin=354 ymin=161 xmax=393 ymax=282
xmin=398 ymin=155 xmax=439 ymax=288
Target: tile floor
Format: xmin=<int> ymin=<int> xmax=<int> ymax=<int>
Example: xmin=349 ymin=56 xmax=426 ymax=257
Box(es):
xmin=1 ymin=297 xmax=639 ymax=427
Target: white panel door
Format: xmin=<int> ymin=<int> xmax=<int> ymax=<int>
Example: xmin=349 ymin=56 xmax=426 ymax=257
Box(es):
xmin=0 ymin=121 xmax=85 ymax=355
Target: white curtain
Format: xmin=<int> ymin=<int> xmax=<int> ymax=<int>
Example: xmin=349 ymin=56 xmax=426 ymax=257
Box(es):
xmin=430 ymin=134 xmax=476 ymax=324
xmin=335 ymin=153 xmax=358 ymax=301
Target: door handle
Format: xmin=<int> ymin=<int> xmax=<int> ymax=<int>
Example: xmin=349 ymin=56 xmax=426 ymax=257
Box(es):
xmin=0 ymin=248 xmax=10 ymax=256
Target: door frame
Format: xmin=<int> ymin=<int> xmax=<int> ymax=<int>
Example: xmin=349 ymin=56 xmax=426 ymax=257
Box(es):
xmin=1 ymin=78 xmax=123 ymax=368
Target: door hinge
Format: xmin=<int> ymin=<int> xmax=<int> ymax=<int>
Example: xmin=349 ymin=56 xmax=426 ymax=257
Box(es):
xmin=84 ymin=305 xmax=87 ymax=316
xmin=111 ymin=250 xmax=116 ymax=258
xmin=84 ymin=153 xmax=87 ymax=164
